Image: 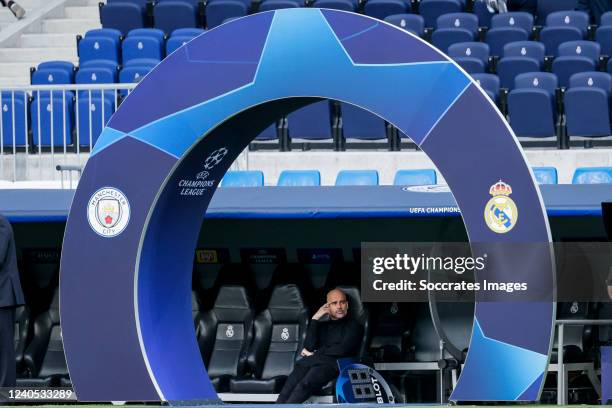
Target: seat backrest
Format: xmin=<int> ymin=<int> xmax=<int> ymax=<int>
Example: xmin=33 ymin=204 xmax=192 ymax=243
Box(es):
xmin=221 ymin=171 xmax=264 ymax=187
xmin=85 ymin=28 xmax=123 ymax=46
xmin=572 ymin=167 xmax=612 ymax=184
xmin=335 ymin=170 xmax=379 ymax=186
xmin=119 ymin=64 xmax=155 ymax=84
xmin=393 ymin=169 xmax=437 ymax=186
xmin=472 ymin=73 xmax=500 ymax=99
xmin=172 ymin=27 xmax=206 ymax=37
xmin=503 ymin=41 xmax=545 ymax=63
xmin=491 ymin=12 xmax=534 ymax=34
xmin=533 ymin=167 xmax=558 ymax=184
xmin=277 ymin=170 xmax=321 ymax=186
xmin=127 ymin=28 xmax=166 ymax=41
xmin=448 ymin=42 xmax=490 ymax=64
xmin=202 ymin=286 xmax=254 ymax=377
xmin=569 ymin=71 xmax=612 ymax=94
xmin=75 ymin=67 xmax=117 ymax=85
xmin=252 ymin=284 xmax=309 ymax=379
xmin=340 ymin=103 xmax=387 ymax=140
xmin=79 ymin=36 xmax=120 ymax=66
xmin=287 ymin=100 xmax=333 ymax=140
xmin=122 ymin=36 xmax=163 ymax=64
xmin=602 ymin=11 xmax=612 ymax=26
xmin=436 ymin=12 xmax=478 ymax=35
xmin=259 ymin=0 xmax=300 ymax=11
xmin=31 ymin=68 xmax=71 ymax=86
xmin=537 ymin=0 xmax=577 ymax=23
xmin=514 ymin=72 xmax=558 ymax=95
xmin=384 ymin=14 xmax=425 ymax=36
xmin=37 ymin=61 xmax=75 ymax=82
xmin=558 ymin=41 xmax=600 ymax=63
xmin=546 ymin=11 xmax=589 ymax=35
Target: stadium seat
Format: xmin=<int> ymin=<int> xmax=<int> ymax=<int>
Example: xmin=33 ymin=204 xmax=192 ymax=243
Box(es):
xmin=565 ymin=72 xmax=612 ymax=138
xmin=31 ymin=68 xmax=72 ymax=87
xmin=472 ymin=73 xmax=500 ymax=102
xmin=335 ymin=170 xmax=379 ymax=186
xmin=490 ymin=12 xmax=534 ymax=35
xmin=21 ymin=289 xmax=69 ymax=387
xmin=229 ymin=284 xmax=309 ymax=394
xmin=340 ymin=103 xmax=388 ymax=141
xmin=539 ymin=26 xmax=583 ymax=57
xmin=221 ymin=171 xmax=265 ymax=187
xmin=172 ymin=27 xmax=205 ymax=37
xmin=154 ymin=0 xmax=199 ymax=34
xmin=572 ymin=167 xmax=612 ymax=184
xmin=277 ymin=170 xmax=321 ymax=186
xmin=31 ymin=97 xmax=75 ymax=148
xmin=596 ymin=26 xmax=612 ymax=57
xmin=205 ymin=1 xmax=248 ymax=29
xmin=100 ymin=2 xmax=146 ymax=35
xmin=472 ymin=0 xmax=493 ymax=28
xmin=507 ymin=72 xmax=558 ymax=138
xmin=0 ymin=91 xmax=28 ymax=148
xmin=312 ymin=0 xmax=356 ymax=11
xmin=36 ymin=61 xmax=75 ymax=82
xmin=552 ymin=41 xmax=600 ymax=88
xmin=537 ymin=0 xmax=578 ymax=24
xmin=437 ymin=13 xmax=478 ymax=36
xmin=485 ymin=27 xmax=529 ymax=57
xmin=127 ymin=28 xmax=166 ymax=41
xmin=200 ymin=286 xmax=255 ymax=391
xmin=533 ymin=166 xmax=558 ymax=184
xmin=84 ymin=28 xmax=123 ymax=46
xmin=502 ymin=41 xmax=545 ymax=64
xmin=287 ymin=101 xmax=334 ymax=142
xmin=419 ymin=0 xmax=464 ymax=29
xmin=76 ymin=96 xmax=113 ymax=148
xmin=258 ymin=0 xmax=300 ymax=11
xmin=75 ymin=66 xmax=117 ymax=100
xmin=368 ymin=303 xmax=411 ymax=363
xmin=166 ymin=35 xmax=194 ymax=54
xmin=546 ymin=11 xmax=589 ymax=37
xmin=448 ymin=42 xmax=490 ymax=73
xmin=364 ymin=0 xmax=409 ymax=20
xmin=122 ymin=36 xmax=164 ymax=66
xmin=393 ymin=169 xmax=437 ymax=186
xmin=78 ymin=37 xmax=119 ymax=67
xmin=602 ymin=11 xmax=612 ymax=26
xmin=431 ymin=28 xmax=474 ymax=54
xmin=106 ymin=0 xmax=149 ymax=6
xmin=497 ymin=41 xmax=544 ymax=89
xmin=384 ymin=14 xmax=425 ymax=36
xmin=119 ymin=64 xmax=156 ymax=96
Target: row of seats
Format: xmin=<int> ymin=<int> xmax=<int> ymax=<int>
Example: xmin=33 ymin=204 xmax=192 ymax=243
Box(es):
xmin=222 ymin=167 xmax=612 ymax=186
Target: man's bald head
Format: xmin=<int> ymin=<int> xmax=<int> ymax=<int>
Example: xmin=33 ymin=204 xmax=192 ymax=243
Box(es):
xmin=326 ymin=288 xmax=348 ymax=320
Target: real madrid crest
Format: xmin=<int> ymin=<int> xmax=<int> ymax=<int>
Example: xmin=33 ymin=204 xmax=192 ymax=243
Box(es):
xmin=484 ymin=180 xmax=518 ymax=234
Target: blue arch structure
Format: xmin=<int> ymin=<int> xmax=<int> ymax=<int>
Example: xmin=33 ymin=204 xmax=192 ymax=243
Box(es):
xmin=59 ymin=9 xmax=554 ymax=402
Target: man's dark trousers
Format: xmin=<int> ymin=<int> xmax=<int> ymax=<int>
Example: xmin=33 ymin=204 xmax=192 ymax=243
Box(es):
xmin=276 ymin=358 xmax=337 ymax=403
xmin=0 ymin=308 xmax=15 ymax=387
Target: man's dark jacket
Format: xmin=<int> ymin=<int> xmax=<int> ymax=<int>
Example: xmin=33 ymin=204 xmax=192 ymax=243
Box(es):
xmin=301 ymin=315 xmax=363 ymax=365
xmin=577 ymin=0 xmax=612 ymax=23
xmin=0 ymin=215 xmax=25 ymax=308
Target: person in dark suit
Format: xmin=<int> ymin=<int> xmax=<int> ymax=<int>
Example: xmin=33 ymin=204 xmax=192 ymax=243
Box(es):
xmin=0 ymin=214 xmax=25 ymax=387
xmin=577 ymin=0 xmax=612 ymax=24
xmin=276 ymin=288 xmax=363 ymax=404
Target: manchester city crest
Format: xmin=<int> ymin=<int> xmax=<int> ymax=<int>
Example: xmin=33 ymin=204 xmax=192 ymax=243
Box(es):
xmin=87 ymin=187 xmax=131 ymax=238
xmin=484 ymin=180 xmax=518 ymax=234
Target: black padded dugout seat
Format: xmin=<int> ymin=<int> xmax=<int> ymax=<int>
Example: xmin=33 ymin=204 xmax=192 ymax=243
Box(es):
xmin=14 ymin=306 xmax=30 ymax=376
xmin=369 ymin=302 xmax=411 ymax=362
xmin=551 ymin=301 xmax=593 ymax=363
xmin=230 ymin=284 xmax=309 ymax=393
xmin=20 ymin=289 xmax=69 ymax=387
xmin=200 ymin=286 xmax=254 ymax=392
xmin=337 ymin=286 xmax=369 ymax=359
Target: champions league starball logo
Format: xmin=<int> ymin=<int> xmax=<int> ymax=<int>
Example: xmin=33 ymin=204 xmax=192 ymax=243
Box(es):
xmin=484 ymin=180 xmax=518 ymax=234
xmin=87 ymin=187 xmax=131 ymax=238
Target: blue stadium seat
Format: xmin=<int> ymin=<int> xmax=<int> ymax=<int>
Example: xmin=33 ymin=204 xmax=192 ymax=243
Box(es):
xmin=503 ymin=41 xmax=545 ymax=63
xmin=31 ymin=97 xmax=74 ymax=147
xmin=432 ymin=28 xmax=474 ymax=54
xmin=496 ymin=41 xmax=545 ymax=89
xmin=335 ymin=170 xmax=379 ymax=186
xmin=35 ymin=61 xmax=75 ymax=83
xmin=166 ymin=36 xmax=195 ymax=54
xmin=596 ymin=26 xmax=612 ymax=58
xmin=255 ymin=123 xmax=278 ymax=141
xmin=77 ymin=96 xmax=113 ymax=148
xmin=205 ymin=1 xmax=248 ymax=28
xmin=532 ymin=167 xmax=558 ymax=184
xmin=277 ymin=170 xmax=321 ymax=186
xmin=84 ymin=28 xmax=122 ymax=50
xmin=0 ymin=91 xmax=28 ymax=148
xmin=490 ymin=12 xmax=534 ymax=35
xmin=75 ymin=66 xmax=117 ymax=100
xmin=340 ymin=103 xmax=388 ymax=141
xmin=419 ymin=0 xmax=464 ymax=29
xmin=312 ymin=0 xmax=356 ymax=11
xmin=601 ymin=11 xmax=612 ymax=26
xmin=287 ymin=101 xmax=333 ymax=141
xmin=507 ymin=72 xmax=558 ymax=138
xmin=384 ymin=14 xmax=425 ymax=36
xmin=485 ymin=27 xmax=528 ymax=56
xmin=472 ymin=73 xmax=500 ymax=102
xmin=221 ymin=171 xmax=265 ymax=187
xmin=31 ymin=68 xmax=73 ymax=99
xmin=258 ymin=0 xmax=300 ymax=11
xmin=171 ymin=27 xmax=205 ymax=37
xmin=119 ymin=64 xmax=156 ymax=96
xmin=393 ymin=169 xmax=437 ymax=186
xmin=539 ymin=26 xmax=583 ymax=56
xmin=546 ymin=11 xmax=589 ymax=36
xmin=78 ymin=37 xmax=119 ymax=67
xmin=127 ymin=28 xmax=166 ymax=41
xmin=537 ymin=0 xmax=578 ymax=24
xmin=154 ymin=0 xmax=199 ymax=34
xmin=437 ymin=12 xmax=478 ymax=36
xmin=122 ymin=36 xmax=164 ymax=66
xmin=363 ymin=0 xmax=409 ymax=20
xmin=448 ymin=42 xmax=489 ymax=73
xmin=106 ymin=0 xmax=149 ymax=6
xmin=100 ymin=2 xmax=146 ymax=36
xmin=565 ymin=72 xmax=612 ymax=138
xmin=552 ymin=41 xmax=600 ymax=88
xmin=572 ymin=167 xmax=612 ymax=184
xmin=472 ymin=0 xmax=493 ymax=28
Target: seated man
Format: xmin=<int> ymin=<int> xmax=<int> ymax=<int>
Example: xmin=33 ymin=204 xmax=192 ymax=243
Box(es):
xmin=276 ymin=288 xmax=363 ymax=404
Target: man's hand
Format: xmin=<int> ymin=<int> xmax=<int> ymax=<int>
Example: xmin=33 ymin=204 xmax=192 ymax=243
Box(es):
xmin=300 ymin=348 xmax=313 ymax=357
xmin=313 ymin=303 xmax=330 ymax=320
